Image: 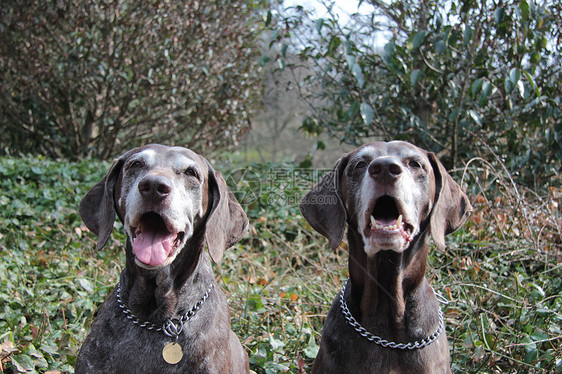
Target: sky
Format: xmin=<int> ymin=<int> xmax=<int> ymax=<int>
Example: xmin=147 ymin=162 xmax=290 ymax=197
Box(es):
xmin=283 ymin=0 xmax=375 ymax=26
xmin=282 ymin=0 xmax=389 ymax=47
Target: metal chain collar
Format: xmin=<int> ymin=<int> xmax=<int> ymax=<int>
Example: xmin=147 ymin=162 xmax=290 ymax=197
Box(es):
xmin=339 ymin=279 xmax=444 ymax=350
xmin=116 ymin=282 xmax=214 ymax=340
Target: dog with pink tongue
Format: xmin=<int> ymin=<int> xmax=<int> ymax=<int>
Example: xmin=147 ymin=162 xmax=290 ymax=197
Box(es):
xmin=75 ymin=144 xmax=250 ymax=373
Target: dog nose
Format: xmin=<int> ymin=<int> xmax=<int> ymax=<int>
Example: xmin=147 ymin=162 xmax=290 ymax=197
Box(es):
xmin=138 ymin=175 xmax=172 ymax=200
xmin=369 ymin=158 xmax=403 ymax=181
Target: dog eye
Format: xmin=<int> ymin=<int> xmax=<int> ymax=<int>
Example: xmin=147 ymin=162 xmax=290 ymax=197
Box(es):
xmin=408 ymin=160 xmax=421 ymax=169
xmin=355 ymin=161 xmax=368 ymax=169
xmin=129 ymin=160 xmax=144 ymax=169
xmin=184 ymin=168 xmax=198 ymax=178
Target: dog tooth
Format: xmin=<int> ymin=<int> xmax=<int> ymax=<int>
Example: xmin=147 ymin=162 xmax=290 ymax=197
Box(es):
xmin=370 ymin=215 xmax=376 ymax=228
xmin=396 ymin=215 xmax=402 ymax=227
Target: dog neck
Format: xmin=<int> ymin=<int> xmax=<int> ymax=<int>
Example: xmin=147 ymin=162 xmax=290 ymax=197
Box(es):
xmin=346 ymin=226 xmax=434 ymax=333
xmin=119 ymin=226 xmax=214 ymax=325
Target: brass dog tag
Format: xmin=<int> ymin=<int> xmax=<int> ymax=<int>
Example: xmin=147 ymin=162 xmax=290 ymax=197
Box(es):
xmin=162 ymin=342 xmax=183 ymax=364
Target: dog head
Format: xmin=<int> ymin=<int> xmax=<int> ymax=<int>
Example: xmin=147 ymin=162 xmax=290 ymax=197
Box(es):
xmin=79 ymin=144 xmax=248 ymax=268
xmin=300 ymin=141 xmax=471 ymax=256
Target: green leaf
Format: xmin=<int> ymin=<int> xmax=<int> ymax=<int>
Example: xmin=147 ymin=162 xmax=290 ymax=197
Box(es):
xmin=128 ymin=99 xmax=140 ymax=110
xmin=522 ymin=70 xmax=540 ymax=97
xmin=530 ymin=51 xmax=540 ymax=63
xmin=360 ymin=102 xmax=374 ymax=126
xmin=412 ymin=31 xmax=428 ymax=50
xmin=468 ymin=110 xmax=482 ymax=126
xmin=519 ymin=1 xmax=530 ymax=22
xmin=463 ymin=26 xmax=473 ymax=46
xmin=434 ymin=40 xmax=446 ymax=54
xmin=316 ymin=18 xmax=324 ymax=34
xmin=303 ymin=335 xmax=319 ymax=359
xmin=510 ymin=68 xmax=520 ymax=85
xmin=484 ymin=332 xmax=496 ymax=350
xmin=537 ymin=16 xmax=544 ymax=29
xmin=352 ymin=63 xmax=364 ymax=88
xmin=383 ymin=42 xmax=395 ymax=59
xmin=11 ymin=354 xmax=34 ymax=372
xmin=345 ymin=54 xmax=356 ymax=69
xmin=264 ymin=11 xmax=272 ymax=26
xmin=382 ymin=42 xmax=396 ymax=65
xmin=525 ymin=345 xmax=538 ymax=363
xmin=344 ymin=41 xmax=353 ymax=55
xmin=31 ymin=166 xmax=45 ymax=175
xmin=27 ymin=345 xmax=48 ymax=368
xmin=39 ymin=342 xmax=58 ymax=355
xmin=269 ymin=333 xmax=285 ymax=350
xmin=410 ymin=69 xmax=422 ymax=87
xmin=327 ymin=35 xmax=341 ymax=56
xmin=516 ymin=80 xmax=525 ymax=98
xmin=280 ymin=43 xmax=288 ymax=58
xmin=471 ymin=78 xmax=483 ymax=97
xmin=448 ymin=108 xmax=459 ymax=122
xmin=530 ymin=331 xmax=548 ymax=341
xmin=248 ymin=295 xmax=266 ymax=313
xmin=258 ymin=55 xmax=271 ymax=67
xmin=480 ymin=80 xmax=492 ymax=106
xmin=528 ymin=283 xmax=545 ymax=298
xmin=78 ymin=277 xmax=95 ymax=293
xmin=494 ymin=7 xmax=505 ymax=26
xmin=504 ymin=79 xmax=514 ymax=94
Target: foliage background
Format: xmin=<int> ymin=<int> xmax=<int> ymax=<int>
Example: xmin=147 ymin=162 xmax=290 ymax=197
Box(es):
xmin=0 ymin=0 xmax=561 ymax=373
xmin=0 ymin=0 xmax=265 ymax=159
xmin=0 ymin=157 xmax=560 ymax=373
xmin=265 ymin=0 xmax=561 ymax=187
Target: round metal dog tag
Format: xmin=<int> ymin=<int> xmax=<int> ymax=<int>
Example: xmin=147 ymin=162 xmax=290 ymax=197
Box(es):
xmin=162 ymin=342 xmax=183 ymax=364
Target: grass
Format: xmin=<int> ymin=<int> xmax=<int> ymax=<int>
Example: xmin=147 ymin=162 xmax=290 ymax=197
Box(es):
xmin=0 ymin=156 xmax=560 ymax=373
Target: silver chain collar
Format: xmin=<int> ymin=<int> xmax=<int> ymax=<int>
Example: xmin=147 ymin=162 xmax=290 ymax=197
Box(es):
xmin=339 ymin=279 xmax=444 ymax=350
xmin=116 ymin=282 xmax=214 ymax=340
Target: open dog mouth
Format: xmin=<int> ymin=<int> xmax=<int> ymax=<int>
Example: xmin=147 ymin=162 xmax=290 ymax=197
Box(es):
xmin=367 ymin=196 xmax=413 ymax=243
xmin=131 ymin=212 xmax=185 ymax=267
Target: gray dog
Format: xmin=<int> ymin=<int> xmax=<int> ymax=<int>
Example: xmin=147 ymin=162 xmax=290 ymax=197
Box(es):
xmin=300 ymin=141 xmax=472 ymax=373
xmin=75 ymin=144 xmax=249 ymax=373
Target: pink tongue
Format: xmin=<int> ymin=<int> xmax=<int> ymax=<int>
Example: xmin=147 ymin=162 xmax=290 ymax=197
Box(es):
xmin=377 ymin=218 xmax=396 ymax=226
xmin=133 ymin=230 xmax=175 ymax=266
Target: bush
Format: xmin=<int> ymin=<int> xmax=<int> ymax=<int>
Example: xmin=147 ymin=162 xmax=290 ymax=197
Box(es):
xmin=265 ymin=0 xmax=561 ymax=187
xmin=0 ymin=0 xmax=266 ymax=159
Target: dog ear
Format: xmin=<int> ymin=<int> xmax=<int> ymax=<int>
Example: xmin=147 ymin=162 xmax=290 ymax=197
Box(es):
xmin=205 ymin=165 xmax=249 ymax=265
xmin=427 ymin=152 xmax=472 ymax=250
xmin=299 ymin=156 xmax=349 ymax=250
xmin=79 ymin=153 xmax=130 ymax=250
